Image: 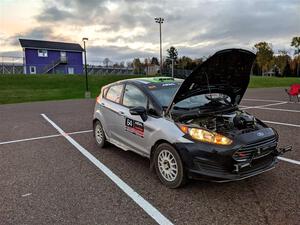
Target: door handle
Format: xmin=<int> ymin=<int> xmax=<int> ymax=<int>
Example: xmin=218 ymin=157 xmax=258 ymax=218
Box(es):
xmin=119 ymin=111 xmax=124 ymax=115
xmin=100 ymin=102 xmax=105 ymax=106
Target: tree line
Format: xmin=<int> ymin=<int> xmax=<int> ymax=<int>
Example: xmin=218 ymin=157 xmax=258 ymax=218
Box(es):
xmin=253 ymin=37 xmax=300 ymax=77
xmin=101 ymin=36 xmax=300 ymax=76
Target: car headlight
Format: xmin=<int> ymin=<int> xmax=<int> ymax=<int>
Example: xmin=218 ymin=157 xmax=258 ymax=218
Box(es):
xmin=178 ymin=125 xmax=232 ymax=145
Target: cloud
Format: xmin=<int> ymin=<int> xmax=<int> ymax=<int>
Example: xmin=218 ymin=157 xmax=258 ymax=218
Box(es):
xmin=7 ymin=26 xmax=66 ymax=46
xmin=1 ymin=0 xmax=299 ymax=62
xmin=87 ymin=45 xmax=156 ymax=64
xmin=37 ymin=6 xmax=74 ymax=22
xmin=36 ymin=0 xmax=109 ymax=24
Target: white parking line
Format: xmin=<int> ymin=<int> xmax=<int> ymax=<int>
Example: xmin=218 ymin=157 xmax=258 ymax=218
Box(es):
xmin=41 ymin=114 xmax=173 ymax=225
xmin=0 ymin=130 xmax=92 ymax=145
xmin=278 ymin=157 xmax=300 ymax=166
xmin=263 ymin=120 xmax=300 ymax=128
xmin=245 ymin=107 xmax=300 ymax=113
xmin=241 ymin=102 xmax=287 ymax=110
xmin=243 ymin=98 xmax=286 ymax=103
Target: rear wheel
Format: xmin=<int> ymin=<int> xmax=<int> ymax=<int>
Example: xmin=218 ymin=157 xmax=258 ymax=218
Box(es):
xmin=94 ymin=120 xmax=106 ymax=148
xmin=154 ymin=143 xmax=186 ymax=188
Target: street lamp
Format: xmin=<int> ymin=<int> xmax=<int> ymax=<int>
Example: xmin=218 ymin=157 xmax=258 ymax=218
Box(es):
xmin=155 ymin=17 xmax=164 ymax=74
xmin=82 ymin=37 xmax=90 ymax=98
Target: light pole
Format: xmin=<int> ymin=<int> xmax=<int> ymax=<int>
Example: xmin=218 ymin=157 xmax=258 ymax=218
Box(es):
xmin=155 ymin=17 xmax=164 ymax=74
xmin=82 ymin=37 xmax=90 ymax=98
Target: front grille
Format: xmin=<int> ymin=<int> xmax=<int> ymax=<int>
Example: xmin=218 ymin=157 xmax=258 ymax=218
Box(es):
xmin=233 ymin=137 xmax=277 ymax=162
xmin=238 ymin=154 xmax=275 ymax=175
xmin=194 ymin=159 xmax=228 ymax=173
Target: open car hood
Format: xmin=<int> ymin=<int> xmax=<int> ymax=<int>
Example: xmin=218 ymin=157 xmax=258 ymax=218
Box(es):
xmin=166 ymin=48 xmax=256 ymax=115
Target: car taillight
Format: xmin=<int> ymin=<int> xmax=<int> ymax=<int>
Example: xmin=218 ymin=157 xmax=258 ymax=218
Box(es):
xmin=96 ymin=96 xmax=101 ymax=103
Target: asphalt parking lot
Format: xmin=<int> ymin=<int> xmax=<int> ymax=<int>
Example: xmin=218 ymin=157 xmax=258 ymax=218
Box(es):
xmin=0 ymin=87 xmax=299 ymax=225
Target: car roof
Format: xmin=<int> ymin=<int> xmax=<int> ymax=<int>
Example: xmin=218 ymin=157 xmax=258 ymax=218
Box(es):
xmin=125 ymin=76 xmax=183 ymax=86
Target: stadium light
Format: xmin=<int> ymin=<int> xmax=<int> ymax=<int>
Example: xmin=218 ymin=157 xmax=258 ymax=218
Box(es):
xmin=155 ymin=17 xmax=164 ymax=74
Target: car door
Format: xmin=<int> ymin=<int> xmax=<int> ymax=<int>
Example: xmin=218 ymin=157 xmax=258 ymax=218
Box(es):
xmin=100 ymin=83 xmax=124 ymax=140
xmin=115 ymin=83 xmax=156 ymax=157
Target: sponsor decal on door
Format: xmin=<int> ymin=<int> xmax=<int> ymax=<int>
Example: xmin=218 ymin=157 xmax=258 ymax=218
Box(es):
xmin=125 ymin=118 xmax=144 ymax=138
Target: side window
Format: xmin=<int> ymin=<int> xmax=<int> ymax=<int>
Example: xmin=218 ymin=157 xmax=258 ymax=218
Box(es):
xmin=106 ymin=84 xmax=123 ymax=103
xmin=123 ymin=84 xmax=147 ymax=108
xmin=148 ymin=100 xmax=159 ymax=117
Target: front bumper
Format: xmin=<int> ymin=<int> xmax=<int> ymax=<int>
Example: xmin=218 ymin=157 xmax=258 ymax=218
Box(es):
xmin=174 ymin=141 xmax=290 ymax=182
xmin=189 ymin=155 xmax=277 ymax=182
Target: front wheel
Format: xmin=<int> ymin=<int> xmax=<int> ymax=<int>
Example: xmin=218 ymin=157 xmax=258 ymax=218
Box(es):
xmin=154 ymin=143 xmax=186 ymax=188
xmin=94 ymin=120 xmax=106 ymax=148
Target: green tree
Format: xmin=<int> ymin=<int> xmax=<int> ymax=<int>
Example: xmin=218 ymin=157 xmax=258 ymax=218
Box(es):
xmin=291 ymin=36 xmax=300 ymax=76
xmin=283 ymin=61 xmax=292 ymax=77
xmin=166 ymin=47 xmax=177 ymax=67
xmin=150 ymin=57 xmax=159 ymax=65
xmin=273 ymin=50 xmax=290 ymax=77
xmin=254 ymin=42 xmax=274 ymax=75
xmin=177 ymin=56 xmax=192 ymax=69
xmin=133 ymin=58 xmax=142 ymax=74
xmin=291 ymin=37 xmax=300 ymax=55
xmin=166 ymin=46 xmax=178 ymax=60
xmin=176 ymin=56 xmax=201 ymax=70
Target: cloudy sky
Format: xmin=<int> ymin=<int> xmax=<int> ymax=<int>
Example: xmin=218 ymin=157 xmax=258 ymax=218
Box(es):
xmin=0 ymin=0 xmax=299 ymax=64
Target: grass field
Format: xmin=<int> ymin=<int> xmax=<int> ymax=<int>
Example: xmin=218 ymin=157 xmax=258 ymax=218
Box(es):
xmin=0 ymin=75 xmax=141 ymax=104
xmin=0 ymin=74 xmax=299 ymax=104
xmin=248 ymin=76 xmax=300 ymax=88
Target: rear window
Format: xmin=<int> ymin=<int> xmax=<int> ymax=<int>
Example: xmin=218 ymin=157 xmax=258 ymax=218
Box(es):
xmin=105 ymin=84 xmax=123 ymax=103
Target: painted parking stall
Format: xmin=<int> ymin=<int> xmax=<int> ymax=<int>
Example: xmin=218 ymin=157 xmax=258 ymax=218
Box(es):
xmin=41 ymin=114 xmax=173 ymax=225
xmin=1 ymin=87 xmax=300 ymax=225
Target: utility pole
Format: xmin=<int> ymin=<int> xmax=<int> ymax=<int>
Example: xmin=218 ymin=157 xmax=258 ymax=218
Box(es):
xmin=155 ymin=17 xmax=164 ymax=74
xmin=171 ymin=58 xmax=174 ymax=78
xmin=82 ymin=37 xmax=90 ymax=98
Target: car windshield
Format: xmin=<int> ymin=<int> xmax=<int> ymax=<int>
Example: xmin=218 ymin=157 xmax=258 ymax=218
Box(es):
xmin=174 ymin=93 xmax=232 ymax=110
xmin=149 ymin=86 xmax=179 ymax=107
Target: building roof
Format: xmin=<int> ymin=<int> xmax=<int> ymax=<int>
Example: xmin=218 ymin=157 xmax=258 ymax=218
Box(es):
xmin=19 ymin=39 xmax=84 ymax=52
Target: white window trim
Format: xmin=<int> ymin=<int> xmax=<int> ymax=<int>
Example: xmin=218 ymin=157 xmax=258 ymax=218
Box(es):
xmin=38 ymin=49 xmax=48 ymax=57
xmin=29 ymin=66 xmax=36 ymax=74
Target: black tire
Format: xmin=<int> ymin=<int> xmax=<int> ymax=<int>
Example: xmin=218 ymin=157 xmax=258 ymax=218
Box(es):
xmin=154 ymin=143 xmax=186 ymax=188
xmin=93 ymin=120 xmax=106 ymax=148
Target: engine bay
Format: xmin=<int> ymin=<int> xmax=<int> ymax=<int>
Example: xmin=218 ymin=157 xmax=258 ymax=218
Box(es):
xmin=180 ymin=110 xmax=265 ymax=135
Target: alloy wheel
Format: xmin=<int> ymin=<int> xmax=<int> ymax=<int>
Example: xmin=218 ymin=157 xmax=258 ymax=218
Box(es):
xmin=158 ymin=149 xmax=178 ymax=182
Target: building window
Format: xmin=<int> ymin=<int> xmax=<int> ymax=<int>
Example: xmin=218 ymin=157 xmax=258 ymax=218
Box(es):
xmin=60 ymin=51 xmax=67 ymax=63
xmin=38 ymin=49 xmax=48 ymax=57
xmin=29 ymin=66 xmax=36 ymax=74
xmin=68 ymin=67 xmax=74 ymax=74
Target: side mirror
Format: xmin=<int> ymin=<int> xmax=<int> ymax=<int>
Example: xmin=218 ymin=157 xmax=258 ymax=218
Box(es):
xmin=129 ymin=106 xmax=148 ymax=121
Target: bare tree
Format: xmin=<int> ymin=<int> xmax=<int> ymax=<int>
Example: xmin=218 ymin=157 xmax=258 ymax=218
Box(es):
xmin=103 ymin=58 xmax=110 ymax=67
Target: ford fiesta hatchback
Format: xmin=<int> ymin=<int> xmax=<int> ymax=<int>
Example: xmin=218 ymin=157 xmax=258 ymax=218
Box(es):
xmin=93 ymin=49 xmax=290 ymax=188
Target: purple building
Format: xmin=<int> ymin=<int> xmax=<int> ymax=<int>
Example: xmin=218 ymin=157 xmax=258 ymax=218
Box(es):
xmin=19 ymin=39 xmax=84 ymax=75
